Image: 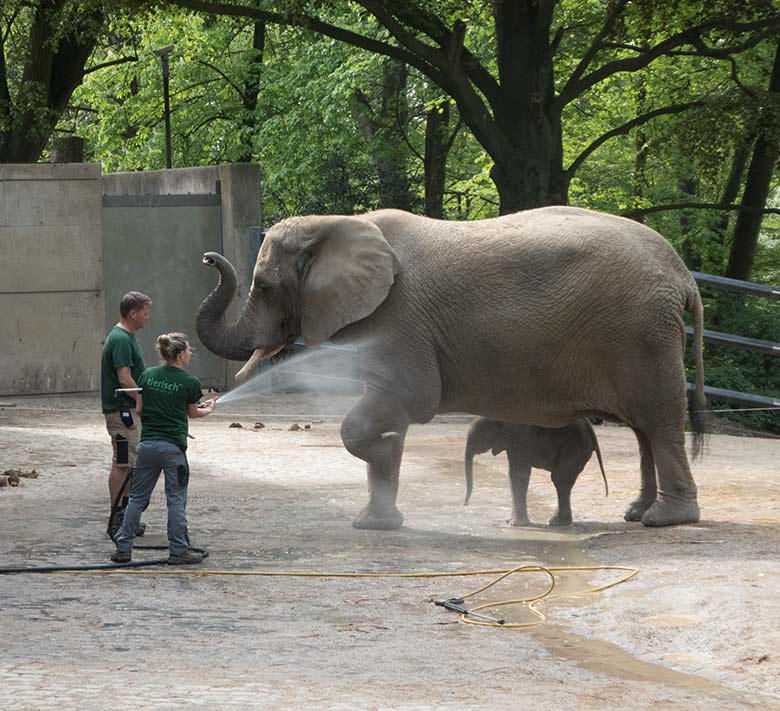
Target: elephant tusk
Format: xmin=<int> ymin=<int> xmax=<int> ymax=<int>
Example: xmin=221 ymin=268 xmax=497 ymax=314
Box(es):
xmin=235 ymin=344 xmax=286 ymax=382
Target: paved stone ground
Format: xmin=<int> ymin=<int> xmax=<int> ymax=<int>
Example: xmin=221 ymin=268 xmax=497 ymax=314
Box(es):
xmin=0 ymin=393 xmax=779 ymax=710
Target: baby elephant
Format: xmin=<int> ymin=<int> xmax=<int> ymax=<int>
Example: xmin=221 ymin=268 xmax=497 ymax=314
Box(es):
xmin=464 ymin=417 xmax=608 ymax=526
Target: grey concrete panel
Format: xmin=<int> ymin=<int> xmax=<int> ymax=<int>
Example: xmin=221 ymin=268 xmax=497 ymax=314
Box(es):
xmin=0 ymin=163 xmax=104 ymax=396
xmin=102 ymin=166 xmax=221 ymax=197
xmin=1 ymin=178 xmax=102 ymax=227
xmin=1 ymin=224 xmax=102 ymax=293
xmin=102 ymin=205 xmax=225 ymax=389
xmin=218 ymin=163 xmax=261 ymax=296
xmin=0 ymin=163 xmax=101 ymax=182
xmin=0 ymin=291 xmax=103 ymax=395
xmin=216 ymin=164 xmax=262 ymax=383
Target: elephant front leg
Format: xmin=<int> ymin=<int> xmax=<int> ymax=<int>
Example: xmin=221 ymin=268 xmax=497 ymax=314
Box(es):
xmin=341 ymin=390 xmax=409 ymax=530
xmin=624 ymin=428 xmax=658 ymax=522
xmin=506 ymin=456 xmax=532 ymax=527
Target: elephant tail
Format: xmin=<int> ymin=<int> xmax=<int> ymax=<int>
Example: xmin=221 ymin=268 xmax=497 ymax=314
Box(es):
xmin=686 ymin=283 xmax=709 ymax=462
xmin=586 ymin=420 xmax=608 ymax=497
xmin=464 ymin=446 xmax=474 ymax=506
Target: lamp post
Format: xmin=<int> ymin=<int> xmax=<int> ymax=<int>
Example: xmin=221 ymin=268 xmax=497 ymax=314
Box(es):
xmin=153 ymin=45 xmax=174 ymax=169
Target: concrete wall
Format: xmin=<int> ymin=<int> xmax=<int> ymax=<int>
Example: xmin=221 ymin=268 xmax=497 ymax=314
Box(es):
xmin=0 ymin=164 xmax=104 ymax=395
xmin=0 ymin=163 xmax=261 ymax=396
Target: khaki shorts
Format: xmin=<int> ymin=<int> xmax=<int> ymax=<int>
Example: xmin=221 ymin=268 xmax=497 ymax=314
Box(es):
xmin=105 ymin=410 xmax=141 ymax=468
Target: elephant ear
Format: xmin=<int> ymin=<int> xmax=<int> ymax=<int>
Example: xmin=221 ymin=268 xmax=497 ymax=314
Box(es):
xmin=299 ymin=216 xmax=400 ymax=346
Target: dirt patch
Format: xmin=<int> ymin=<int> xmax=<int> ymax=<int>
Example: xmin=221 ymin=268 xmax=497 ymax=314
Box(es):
xmin=0 ymin=393 xmax=779 ymax=710
xmin=0 ymin=468 xmax=39 ymax=490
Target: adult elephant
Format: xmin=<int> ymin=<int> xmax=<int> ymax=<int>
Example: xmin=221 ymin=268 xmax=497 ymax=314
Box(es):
xmin=195 ymin=207 xmax=706 ymax=530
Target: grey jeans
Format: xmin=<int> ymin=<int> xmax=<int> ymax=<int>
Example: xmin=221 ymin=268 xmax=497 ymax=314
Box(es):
xmin=114 ymin=440 xmax=191 ymax=555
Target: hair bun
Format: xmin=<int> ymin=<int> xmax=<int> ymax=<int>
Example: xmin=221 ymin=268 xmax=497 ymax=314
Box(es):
xmin=155 ymin=332 xmax=190 ymax=364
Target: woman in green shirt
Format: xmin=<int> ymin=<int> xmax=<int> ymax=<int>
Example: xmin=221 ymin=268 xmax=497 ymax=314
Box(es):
xmin=111 ymin=333 xmax=216 ymax=565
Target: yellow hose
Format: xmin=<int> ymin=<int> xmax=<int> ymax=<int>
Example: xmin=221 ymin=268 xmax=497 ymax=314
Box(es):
xmin=455 ymin=564 xmax=638 ymax=628
xmin=45 ymin=563 xmax=639 ymax=629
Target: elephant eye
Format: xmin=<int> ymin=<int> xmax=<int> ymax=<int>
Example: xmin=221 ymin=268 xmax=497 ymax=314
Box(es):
xmin=253 ymin=277 xmax=272 ymax=296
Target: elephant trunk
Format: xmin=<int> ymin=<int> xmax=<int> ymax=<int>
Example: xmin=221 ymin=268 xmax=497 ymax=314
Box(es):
xmin=464 ymin=445 xmax=475 ymax=506
xmin=195 ymin=252 xmax=256 ymax=361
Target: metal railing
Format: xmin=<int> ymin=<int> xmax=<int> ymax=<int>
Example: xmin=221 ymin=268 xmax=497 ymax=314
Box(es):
xmin=686 ymin=272 xmax=780 ymax=409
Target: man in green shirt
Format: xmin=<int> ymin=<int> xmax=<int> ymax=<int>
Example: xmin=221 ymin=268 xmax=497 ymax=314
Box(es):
xmin=101 ymin=291 xmax=152 ymax=538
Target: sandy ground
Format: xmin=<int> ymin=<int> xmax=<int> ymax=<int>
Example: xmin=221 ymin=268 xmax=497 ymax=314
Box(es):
xmin=0 ymin=391 xmax=779 ymax=710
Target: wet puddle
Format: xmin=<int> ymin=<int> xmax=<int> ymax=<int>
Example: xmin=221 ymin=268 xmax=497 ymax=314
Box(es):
xmin=534 ymin=624 xmax=775 ymax=709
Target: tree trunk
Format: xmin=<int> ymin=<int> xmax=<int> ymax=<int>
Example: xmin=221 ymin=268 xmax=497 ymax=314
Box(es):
xmin=714 ymin=140 xmax=751 ymax=244
xmin=50 ymin=135 xmax=84 ymax=162
xmin=375 ymin=59 xmax=412 ymax=211
xmin=489 ymin=0 xmax=565 ymax=213
xmin=679 ymin=177 xmax=700 ymax=269
xmin=0 ymin=28 xmax=10 ymax=153
xmin=0 ymin=2 xmax=102 ymax=163
xmin=322 ymin=154 xmax=355 ymax=214
xmin=423 ymin=101 xmax=450 ymax=218
xmin=725 ymin=39 xmax=780 ymax=281
xmin=237 ymin=18 xmax=265 ymax=164
xmin=351 ymin=59 xmax=413 ymax=211
xmin=633 ymin=78 xmax=649 ymax=224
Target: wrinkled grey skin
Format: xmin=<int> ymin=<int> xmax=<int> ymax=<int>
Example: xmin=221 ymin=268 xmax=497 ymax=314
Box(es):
xmin=195 ymin=207 xmax=706 ymax=530
xmin=464 ymin=417 xmax=608 ymax=527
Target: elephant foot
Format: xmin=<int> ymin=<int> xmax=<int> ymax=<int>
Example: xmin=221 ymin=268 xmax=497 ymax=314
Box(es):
xmin=624 ymin=497 xmax=655 ymax=522
xmin=548 ymin=512 xmax=573 ymax=527
xmin=641 ymin=495 xmax=700 ymax=527
xmin=352 ymin=505 xmax=404 ymax=530
xmin=507 ymin=515 xmax=531 ymax=527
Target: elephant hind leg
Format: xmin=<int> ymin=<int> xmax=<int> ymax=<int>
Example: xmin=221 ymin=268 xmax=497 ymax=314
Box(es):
xmin=621 ymin=347 xmax=699 ymax=526
xmin=641 ymin=425 xmax=699 ymax=527
xmin=548 ymin=468 xmax=575 ymax=526
xmin=624 ymin=428 xmax=657 ymax=522
xmin=341 ymin=388 xmax=409 ymax=530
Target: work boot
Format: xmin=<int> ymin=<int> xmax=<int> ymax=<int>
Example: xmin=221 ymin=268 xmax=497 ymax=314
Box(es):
xmin=136 ymin=521 xmax=147 ymax=537
xmin=111 ymin=550 xmax=131 ymax=563
xmin=167 ymin=549 xmax=205 ymax=565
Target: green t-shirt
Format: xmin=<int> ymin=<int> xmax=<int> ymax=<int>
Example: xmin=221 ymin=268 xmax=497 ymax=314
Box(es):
xmin=101 ymin=326 xmax=146 ymax=413
xmin=138 ymin=366 xmax=203 ymax=451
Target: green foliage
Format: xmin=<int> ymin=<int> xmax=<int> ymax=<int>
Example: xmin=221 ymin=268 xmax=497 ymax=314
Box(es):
xmin=1 ymin=0 xmax=108 ymax=160
xmin=256 ymin=30 xmax=389 ymax=219
xmin=69 ymin=5 xmax=501 ymax=221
